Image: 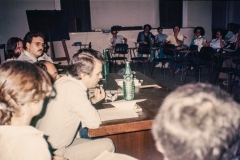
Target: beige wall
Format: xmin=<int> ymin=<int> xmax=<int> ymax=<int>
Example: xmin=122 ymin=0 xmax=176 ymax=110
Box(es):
xmin=183 ymin=1 xmax=212 ymax=41
xmin=90 ymin=0 xmax=159 ymax=30
xmin=52 ymin=27 xmax=194 ymax=65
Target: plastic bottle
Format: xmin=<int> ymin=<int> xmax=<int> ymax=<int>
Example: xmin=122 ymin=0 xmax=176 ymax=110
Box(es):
xmin=102 ymin=50 xmax=109 ymax=79
xmin=123 ymin=61 xmax=134 ymax=100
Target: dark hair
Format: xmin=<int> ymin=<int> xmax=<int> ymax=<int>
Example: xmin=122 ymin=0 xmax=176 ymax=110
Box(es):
xmin=6 ymin=37 xmax=23 ymax=59
xmin=68 ymin=48 xmax=105 ymax=79
xmin=157 ymin=27 xmax=163 ymax=31
xmin=194 ymin=26 xmax=205 ymax=36
xmin=0 ymin=61 xmax=52 ymax=125
xmin=172 ymin=24 xmax=181 ymax=31
xmin=23 ymin=31 xmax=45 ymax=50
xmin=144 ymin=24 xmax=152 ymax=31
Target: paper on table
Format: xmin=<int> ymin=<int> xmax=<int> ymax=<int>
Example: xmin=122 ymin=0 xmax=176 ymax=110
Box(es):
xmin=104 ymin=99 xmax=147 ymax=110
xmin=98 ymin=108 xmax=138 ymax=122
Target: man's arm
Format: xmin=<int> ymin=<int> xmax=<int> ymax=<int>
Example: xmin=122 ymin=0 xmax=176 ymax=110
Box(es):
xmin=123 ymin=37 xmax=127 ymax=44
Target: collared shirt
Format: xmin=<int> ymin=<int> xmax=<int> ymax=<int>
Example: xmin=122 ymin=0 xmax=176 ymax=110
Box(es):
xmin=210 ymin=38 xmax=225 ymax=49
xmin=166 ymin=32 xmax=184 ymax=46
xmin=110 ymin=35 xmax=124 ymax=45
xmin=191 ymin=36 xmax=205 ymax=51
xmin=17 ymin=50 xmax=53 ymax=63
xmin=36 ymin=75 xmax=101 ymax=149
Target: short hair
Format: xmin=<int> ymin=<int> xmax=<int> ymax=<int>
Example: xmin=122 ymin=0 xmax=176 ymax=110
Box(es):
xmin=23 ymin=31 xmax=45 ymax=50
xmin=172 ymin=24 xmax=181 ymax=31
xmin=144 ymin=24 xmax=152 ymax=31
xmin=6 ymin=37 xmax=23 ymax=58
xmin=157 ymin=27 xmax=163 ymax=31
xmin=152 ymin=83 xmax=240 ymax=160
xmin=67 ymin=48 xmax=105 ymax=79
xmin=194 ymin=26 xmax=205 ymax=36
xmin=0 ymin=61 xmax=53 ymax=125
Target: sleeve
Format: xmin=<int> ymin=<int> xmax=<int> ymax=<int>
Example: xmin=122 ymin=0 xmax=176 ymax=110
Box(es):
xmin=151 ymin=33 xmax=155 ymax=39
xmin=110 ymin=37 xmax=114 ymax=44
xmin=166 ymin=35 xmax=170 ymax=41
xmin=137 ymin=32 xmax=142 ymax=42
xmin=67 ymin=83 xmax=101 ymax=129
xmin=13 ymin=136 xmax=51 ymax=160
xmin=178 ymin=34 xmax=184 ymax=41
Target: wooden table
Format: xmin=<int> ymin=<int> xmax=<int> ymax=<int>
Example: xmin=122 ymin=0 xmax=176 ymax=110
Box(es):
xmin=88 ymin=72 xmax=170 ymax=160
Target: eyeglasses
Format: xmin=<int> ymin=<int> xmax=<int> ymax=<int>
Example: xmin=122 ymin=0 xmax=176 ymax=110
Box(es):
xmin=31 ymin=42 xmax=46 ymax=48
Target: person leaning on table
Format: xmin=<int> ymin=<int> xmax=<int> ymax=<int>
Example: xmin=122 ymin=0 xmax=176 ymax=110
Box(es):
xmin=152 ymin=83 xmax=240 ymax=160
xmin=36 ymin=48 xmax=115 ymax=160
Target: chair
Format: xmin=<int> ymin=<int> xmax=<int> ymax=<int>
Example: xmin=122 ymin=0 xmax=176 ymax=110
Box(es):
xmin=130 ymin=44 xmax=151 ymax=75
xmin=50 ymin=40 xmax=71 ymax=73
xmin=109 ymin=43 xmax=128 ymax=72
xmin=0 ymin=44 xmax=7 ymax=62
xmin=222 ymin=48 xmax=240 ymax=93
xmin=150 ymin=45 xmax=170 ymax=78
xmin=185 ymin=46 xmax=215 ymax=83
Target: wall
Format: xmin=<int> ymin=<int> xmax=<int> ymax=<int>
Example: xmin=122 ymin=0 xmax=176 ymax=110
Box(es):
xmin=0 ymin=0 xmax=211 ymax=62
xmin=184 ymin=1 xmax=212 ymax=41
xmin=90 ymin=0 xmax=159 ymax=30
xmin=52 ymin=28 xmax=194 ymax=65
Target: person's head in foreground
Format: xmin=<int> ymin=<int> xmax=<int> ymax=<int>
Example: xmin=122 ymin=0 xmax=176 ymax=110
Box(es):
xmin=68 ymin=48 xmax=105 ymax=89
xmin=152 ymin=83 xmax=240 ymax=160
xmin=0 ymin=61 xmax=53 ymax=125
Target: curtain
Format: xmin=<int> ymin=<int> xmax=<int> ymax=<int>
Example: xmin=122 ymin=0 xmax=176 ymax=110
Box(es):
xmin=60 ymin=0 xmax=91 ymax=32
xmin=159 ymin=0 xmax=183 ymax=28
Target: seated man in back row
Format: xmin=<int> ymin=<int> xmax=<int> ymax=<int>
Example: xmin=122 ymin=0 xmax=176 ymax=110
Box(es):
xmin=152 ymin=83 xmax=240 ymax=160
xmin=36 ymin=48 xmax=115 ymax=160
xmin=18 ymin=31 xmax=53 ymax=63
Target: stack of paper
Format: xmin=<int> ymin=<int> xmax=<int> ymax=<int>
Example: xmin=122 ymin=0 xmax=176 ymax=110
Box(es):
xmin=98 ymin=99 xmax=146 ymax=122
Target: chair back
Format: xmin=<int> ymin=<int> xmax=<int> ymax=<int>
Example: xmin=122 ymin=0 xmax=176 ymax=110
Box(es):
xmin=198 ymin=47 xmax=215 ymax=61
xmin=114 ymin=44 xmax=128 ymax=54
xmin=0 ymin=44 xmax=7 ymax=62
xmin=189 ymin=44 xmax=198 ymax=52
xmin=138 ymin=44 xmax=150 ymax=54
xmin=163 ymin=43 xmax=175 ymax=56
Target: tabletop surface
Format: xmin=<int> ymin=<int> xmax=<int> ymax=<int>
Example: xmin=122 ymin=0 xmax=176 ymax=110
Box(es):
xmin=88 ymin=72 xmax=171 ymax=137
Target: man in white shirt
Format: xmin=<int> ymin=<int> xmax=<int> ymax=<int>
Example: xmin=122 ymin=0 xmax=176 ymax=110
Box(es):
xmin=36 ymin=49 xmax=115 ymax=160
xmin=18 ymin=31 xmax=53 ymax=63
xmin=165 ymin=25 xmax=184 ymax=47
xmin=110 ymin=29 xmax=127 ymax=46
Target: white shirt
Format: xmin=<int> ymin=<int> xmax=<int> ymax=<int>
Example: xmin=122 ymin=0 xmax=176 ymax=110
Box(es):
xmin=17 ymin=50 xmax=53 ymax=63
xmin=0 ymin=126 xmax=51 ymax=160
xmin=166 ymin=32 xmax=184 ymax=46
xmin=36 ymin=75 xmax=101 ymax=149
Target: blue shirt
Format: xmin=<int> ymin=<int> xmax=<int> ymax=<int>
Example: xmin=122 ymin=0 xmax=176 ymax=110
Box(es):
xmin=155 ymin=34 xmax=167 ymax=43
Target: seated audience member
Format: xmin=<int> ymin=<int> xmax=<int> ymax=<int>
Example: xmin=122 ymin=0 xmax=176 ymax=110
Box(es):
xmin=152 ymin=83 xmax=240 ymax=160
xmin=35 ymin=60 xmax=61 ymax=83
xmin=110 ymin=28 xmax=127 ymax=46
xmin=205 ymin=31 xmax=225 ymax=52
xmin=235 ymin=29 xmax=240 ymax=50
xmin=190 ymin=26 xmax=206 ymax=52
xmin=18 ymin=31 xmax=53 ymax=63
xmin=137 ymin=24 xmax=155 ymax=60
xmin=155 ymin=27 xmax=168 ymax=68
xmin=225 ymin=23 xmax=234 ymax=40
xmin=6 ymin=37 xmax=23 ymax=60
xmin=0 ymin=61 xmax=66 ymax=160
xmin=165 ymin=24 xmax=183 ymax=47
xmin=36 ymin=48 xmax=115 ymax=160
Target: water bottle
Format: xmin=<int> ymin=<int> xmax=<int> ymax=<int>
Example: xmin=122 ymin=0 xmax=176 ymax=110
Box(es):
xmin=123 ymin=62 xmax=134 ymax=101
xmin=102 ymin=50 xmax=109 ymax=79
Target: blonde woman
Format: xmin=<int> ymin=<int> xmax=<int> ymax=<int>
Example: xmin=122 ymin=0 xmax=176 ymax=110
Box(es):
xmin=0 ymin=61 xmax=64 ymax=160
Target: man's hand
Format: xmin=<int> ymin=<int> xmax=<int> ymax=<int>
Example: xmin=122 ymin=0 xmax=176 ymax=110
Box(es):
xmin=91 ymin=87 xmax=105 ymax=104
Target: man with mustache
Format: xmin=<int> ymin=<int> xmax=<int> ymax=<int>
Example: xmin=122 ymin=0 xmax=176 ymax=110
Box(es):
xmin=18 ymin=31 xmax=53 ymax=63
